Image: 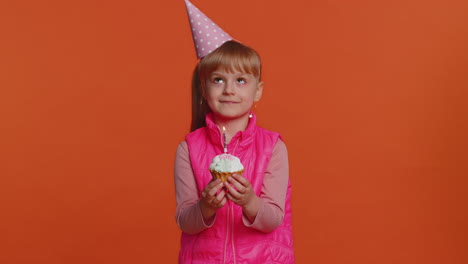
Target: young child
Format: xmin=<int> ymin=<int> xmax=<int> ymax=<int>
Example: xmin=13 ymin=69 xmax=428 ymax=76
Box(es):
xmin=174 ymin=1 xmax=294 ymax=263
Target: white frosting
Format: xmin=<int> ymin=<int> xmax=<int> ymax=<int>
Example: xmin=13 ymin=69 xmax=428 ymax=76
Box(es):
xmin=209 ymin=154 xmax=244 ymax=172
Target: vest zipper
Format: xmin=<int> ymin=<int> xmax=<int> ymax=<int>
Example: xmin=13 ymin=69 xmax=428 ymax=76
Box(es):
xmin=231 ymin=202 xmax=236 ymax=264
xmin=222 ymin=201 xmax=237 ymax=264
xmin=223 ymin=201 xmax=230 ymax=264
xmin=218 ymin=126 xmax=239 ymax=263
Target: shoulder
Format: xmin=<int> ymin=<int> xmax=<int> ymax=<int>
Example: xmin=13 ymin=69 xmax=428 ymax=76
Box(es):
xmin=269 ymin=138 xmax=289 ymax=171
xmin=176 ymin=141 xmax=189 ymax=156
xmin=186 ymin=126 xmax=207 ymax=137
xmin=185 ymin=126 xmax=208 ymax=144
xmin=255 ymin=126 xmax=282 ymax=141
xmin=273 ymin=138 xmax=288 ymax=153
xmin=256 ymin=125 xmax=279 ymax=135
xmin=256 ymin=126 xmax=285 ymax=145
xmin=272 ymin=138 xmax=288 ymax=162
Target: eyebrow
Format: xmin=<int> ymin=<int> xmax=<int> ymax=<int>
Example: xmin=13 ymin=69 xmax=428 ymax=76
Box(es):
xmin=210 ymin=72 xmax=251 ymax=77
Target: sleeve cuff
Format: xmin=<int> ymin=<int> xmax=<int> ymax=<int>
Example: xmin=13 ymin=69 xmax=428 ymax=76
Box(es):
xmin=198 ymin=201 xmax=216 ymax=228
xmin=242 ymin=199 xmax=265 ymax=228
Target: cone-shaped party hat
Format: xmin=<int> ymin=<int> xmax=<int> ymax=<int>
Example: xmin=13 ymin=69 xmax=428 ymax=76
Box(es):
xmin=184 ymin=0 xmax=233 ymax=59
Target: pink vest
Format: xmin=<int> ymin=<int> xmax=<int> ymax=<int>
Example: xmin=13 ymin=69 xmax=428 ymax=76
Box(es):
xmin=180 ymin=113 xmax=294 ymax=264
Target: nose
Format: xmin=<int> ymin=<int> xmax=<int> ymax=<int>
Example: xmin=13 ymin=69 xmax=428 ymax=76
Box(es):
xmin=223 ymin=81 xmax=235 ymax=95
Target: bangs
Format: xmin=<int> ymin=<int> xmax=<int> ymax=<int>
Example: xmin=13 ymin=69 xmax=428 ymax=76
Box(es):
xmin=198 ymin=41 xmax=261 ymax=82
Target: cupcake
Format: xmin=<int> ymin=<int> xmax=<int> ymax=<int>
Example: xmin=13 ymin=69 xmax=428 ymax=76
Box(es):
xmin=209 ymin=154 xmax=244 ymax=182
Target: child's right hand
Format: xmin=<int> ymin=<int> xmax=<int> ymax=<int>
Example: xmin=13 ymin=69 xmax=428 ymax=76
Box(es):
xmin=200 ymin=179 xmax=227 ymax=221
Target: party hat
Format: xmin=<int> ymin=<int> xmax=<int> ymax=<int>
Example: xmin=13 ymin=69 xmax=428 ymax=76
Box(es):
xmin=184 ymin=0 xmax=233 ymax=59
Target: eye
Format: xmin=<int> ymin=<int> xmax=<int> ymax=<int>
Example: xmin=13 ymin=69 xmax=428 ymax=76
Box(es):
xmin=213 ymin=77 xmax=224 ymax=84
xmin=237 ymin=78 xmax=247 ymax=84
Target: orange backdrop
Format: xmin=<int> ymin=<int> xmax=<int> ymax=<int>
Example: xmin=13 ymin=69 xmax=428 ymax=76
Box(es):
xmin=1 ymin=0 xmax=467 ymax=263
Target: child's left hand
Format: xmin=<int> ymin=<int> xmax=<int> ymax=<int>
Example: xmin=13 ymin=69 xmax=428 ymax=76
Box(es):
xmin=224 ymin=173 xmax=260 ymax=222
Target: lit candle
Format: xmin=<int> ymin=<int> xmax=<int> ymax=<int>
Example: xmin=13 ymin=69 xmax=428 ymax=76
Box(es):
xmin=222 ymin=126 xmax=227 ymax=153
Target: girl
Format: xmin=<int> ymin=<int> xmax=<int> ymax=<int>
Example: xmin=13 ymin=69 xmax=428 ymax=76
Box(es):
xmin=175 ymin=1 xmax=294 ymax=263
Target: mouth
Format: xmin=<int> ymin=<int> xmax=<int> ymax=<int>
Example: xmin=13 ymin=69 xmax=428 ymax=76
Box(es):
xmin=220 ymin=101 xmax=240 ymax=104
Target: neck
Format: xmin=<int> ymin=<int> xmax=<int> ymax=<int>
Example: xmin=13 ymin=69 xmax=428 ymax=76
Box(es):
xmin=213 ymin=114 xmax=250 ymax=143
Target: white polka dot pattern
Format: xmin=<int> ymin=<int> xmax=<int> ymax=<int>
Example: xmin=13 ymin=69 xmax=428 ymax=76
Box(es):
xmin=184 ymin=0 xmax=233 ymax=59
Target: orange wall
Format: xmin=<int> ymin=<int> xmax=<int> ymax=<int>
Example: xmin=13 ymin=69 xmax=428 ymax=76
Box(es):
xmin=1 ymin=0 xmax=467 ymax=263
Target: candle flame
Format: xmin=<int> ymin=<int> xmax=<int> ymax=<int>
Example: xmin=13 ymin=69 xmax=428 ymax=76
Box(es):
xmin=222 ymin=126 xmax=226 ymax=133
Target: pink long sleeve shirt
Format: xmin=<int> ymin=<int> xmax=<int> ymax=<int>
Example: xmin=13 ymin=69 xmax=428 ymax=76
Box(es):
xmin=174 ymin=139 xmax=289 ymax=234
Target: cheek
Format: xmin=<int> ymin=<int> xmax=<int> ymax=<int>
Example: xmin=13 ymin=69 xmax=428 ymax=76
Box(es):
xmin=246 ymin=88 xmax=258 ymax=101
xmin=205 ymin=89 xmax=220 ymax=106
xmin=204 ymin=86 xmax=217 ymax=98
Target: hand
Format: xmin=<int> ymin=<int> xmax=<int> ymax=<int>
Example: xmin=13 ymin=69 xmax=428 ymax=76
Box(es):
xmin=200 ymin=179 xmax=227 ymax=221
xmin=224 ymin=174 xmax=260 ymax=218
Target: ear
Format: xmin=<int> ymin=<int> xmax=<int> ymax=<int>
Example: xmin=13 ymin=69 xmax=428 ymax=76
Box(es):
xmin=254 ymin=81 xmax=264 ymax=102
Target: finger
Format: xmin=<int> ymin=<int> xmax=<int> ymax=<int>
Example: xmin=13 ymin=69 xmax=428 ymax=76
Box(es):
xmin=211 ymin=195 xmax=223 ymax=206
xmin=215 ymin=189 xmax=226 ymax=200
xmin=208 ymin=182 xmax=224 ymax=197
xmin=224 ymin=182 xmax=241 ymax=199
xmin=213 ymin=196 xmax=227 ymax=208
xmin=226 ymin=193 xmax=239 ymax=203
xmin=202 ymin=179 xmax=221 ymax=197
xmin=201 ymin=189 xmax=211 ymax=199
xmin=232 ymin=174 xmax=250 ymax=187
xmin=207 ymin=179 xmax=222 ymax=188
xmin=218 ymin=197 xmax=227 ymax=207
xmin=213 ymin=191 xmax=227 ymax=208
xmin=227 ymin=176 xmax=247 ymax=194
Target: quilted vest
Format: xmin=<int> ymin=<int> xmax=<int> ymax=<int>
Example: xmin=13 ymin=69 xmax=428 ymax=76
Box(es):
xmin=180 ymin=113 xmax=294 ymax=264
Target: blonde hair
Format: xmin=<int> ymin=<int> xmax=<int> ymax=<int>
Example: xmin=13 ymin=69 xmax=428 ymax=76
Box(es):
xmin=190 ymin=41 xmax=262 ymax=131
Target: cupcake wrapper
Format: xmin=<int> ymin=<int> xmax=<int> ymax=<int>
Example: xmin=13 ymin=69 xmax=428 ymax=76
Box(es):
xmin=210 ymin=169 xmax=244 ymax=182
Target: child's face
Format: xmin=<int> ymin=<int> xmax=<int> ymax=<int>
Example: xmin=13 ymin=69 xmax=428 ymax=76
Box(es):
xmin=204 ymin=68 xmax=263 ymax=121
